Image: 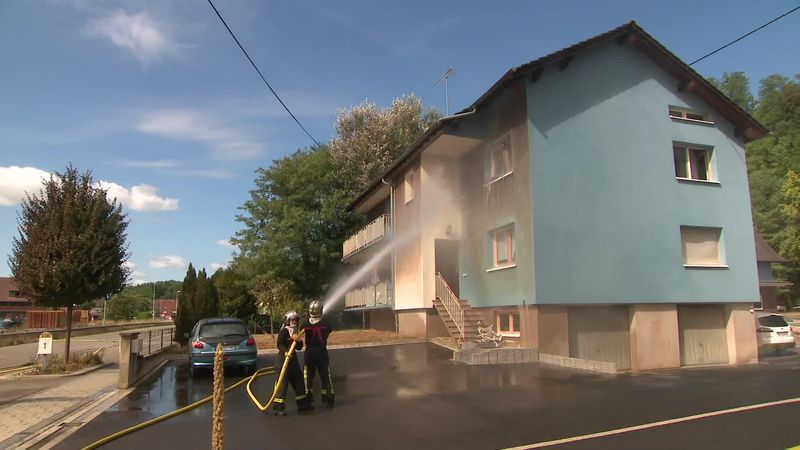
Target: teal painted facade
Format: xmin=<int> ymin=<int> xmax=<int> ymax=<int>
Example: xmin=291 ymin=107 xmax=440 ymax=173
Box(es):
xmin=527 ymin=41 xmax=759 ymax=304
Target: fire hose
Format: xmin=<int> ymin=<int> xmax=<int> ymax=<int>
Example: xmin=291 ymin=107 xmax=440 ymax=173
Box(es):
xmin=81 ymin=332 xmax=304 ymax=450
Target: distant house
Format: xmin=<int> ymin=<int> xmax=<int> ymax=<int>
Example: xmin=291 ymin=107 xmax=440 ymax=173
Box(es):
xmin=155 ymin=299 xmax=177 ymax=319
xmin=0 ymin=277 xmax=39 ymax=323
xmin=338 ymin=21 xmax=768 ymax=371
xmin=754 ymin=232 xmax=791 ymax=311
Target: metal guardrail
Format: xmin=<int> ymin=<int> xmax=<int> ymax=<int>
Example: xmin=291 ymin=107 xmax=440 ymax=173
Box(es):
xmin=342 ymin=214 xmax=390 ymax=259
xmin=137 ymin=327 xmax=175 ymax=357
xmin=345 ymin=281 xmax=391 ymax=309
xmin=435 ymin=273 xmax=464 ymax=340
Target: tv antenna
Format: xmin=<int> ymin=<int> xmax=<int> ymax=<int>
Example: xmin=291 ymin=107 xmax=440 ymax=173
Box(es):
xmin=435 ymin=66 xmax=455 ymax=115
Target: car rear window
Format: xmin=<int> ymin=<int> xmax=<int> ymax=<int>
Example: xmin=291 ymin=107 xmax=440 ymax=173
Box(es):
xmin=199 ymin=323 xmax=248 ymax=339
xmin=758 ymin=315 xmax=788 ymax=327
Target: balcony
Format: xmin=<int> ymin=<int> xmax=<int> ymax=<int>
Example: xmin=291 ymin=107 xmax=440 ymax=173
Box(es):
xmin=342 ymin=214 xmax=390 ymax=262
xmin=345 ymin=281 xmax=392 ymax=310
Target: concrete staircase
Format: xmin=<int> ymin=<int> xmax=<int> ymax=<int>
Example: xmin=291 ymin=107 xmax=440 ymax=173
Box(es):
xmin=432 ymin=297 xmax=482 ymax=341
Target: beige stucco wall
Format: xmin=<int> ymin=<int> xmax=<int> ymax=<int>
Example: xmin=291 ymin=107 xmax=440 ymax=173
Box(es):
xmin=630 ymin=304 xmax=680 ymax=371
xmin=393 ymin=158 xmax=423 ymax=311
xmin=369 ymin=309 xmax=396 ymax=332
xmin=725 ymin=303 xmax=758 ymax=365
xmin=398 ymin=310 xmax=428 ymax=336
xmin=426 ymin=309 xmax=449 ymax=337
xmin=420 ymin=153 xmax=464 ymax=309
xmin=536 ymin=305 xmax=569 ymax=356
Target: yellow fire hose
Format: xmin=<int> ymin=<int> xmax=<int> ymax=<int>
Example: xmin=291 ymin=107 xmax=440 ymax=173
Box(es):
xmin=82 ymin=331 xmax=304 ymax=450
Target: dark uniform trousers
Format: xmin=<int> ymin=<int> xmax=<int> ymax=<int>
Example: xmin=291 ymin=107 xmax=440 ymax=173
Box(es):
xmin=273 ymin=327 xmax=312 ymax=413
xmin=304 ymin=347 xmax=334 ymax=406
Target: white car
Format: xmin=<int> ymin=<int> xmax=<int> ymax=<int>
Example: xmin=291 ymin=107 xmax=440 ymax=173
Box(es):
xmin=755 ymin=313 xmax=796 ymax=353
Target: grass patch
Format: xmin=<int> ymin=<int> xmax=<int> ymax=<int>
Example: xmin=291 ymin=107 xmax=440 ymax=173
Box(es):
xmin=30 ymin=349 xmax=104 ymax=375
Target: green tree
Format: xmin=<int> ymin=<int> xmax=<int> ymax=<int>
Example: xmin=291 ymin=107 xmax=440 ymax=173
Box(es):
xmin=9 ymin=165 xmax=129 ymax=361
xmin=106 ymin=291 xmax=148 ymax=320
xmin=175 ymin=264 xmax=198 ymax=345
xmin=214 ymin=266 xmax=255 ymax=321
xmin=234 ymin=146 xmax=360 ymax=299
xmin=329 ymin=94 xmax=442 ymax=199
xmin=708 ymin=71 xmax=757 ymax=114
xmin=195 ymin=268 xmax=219 ymax=320
xmin=250 ymin=273 xmax=299 ymax=335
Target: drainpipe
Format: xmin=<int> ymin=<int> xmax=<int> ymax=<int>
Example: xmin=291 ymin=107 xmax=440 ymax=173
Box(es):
xmin=381 ymin=177 xmax=397 ymax=333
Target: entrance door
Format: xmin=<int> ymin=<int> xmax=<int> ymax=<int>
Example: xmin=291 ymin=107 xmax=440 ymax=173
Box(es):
xmin=435 ymin=239 xmax=460 ymax=297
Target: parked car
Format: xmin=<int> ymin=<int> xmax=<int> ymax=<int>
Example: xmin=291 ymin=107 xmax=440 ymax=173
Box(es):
xmin=186 ymin=317 xmax=257 ymax=377
xmin=755 ymin=312 xmax=796 ymax=354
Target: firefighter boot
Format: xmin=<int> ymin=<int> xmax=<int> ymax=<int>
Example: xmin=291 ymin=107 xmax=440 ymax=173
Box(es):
xmin=297 ymin=395 xmax=314 ymax=413
xmin=321 ymin=392 xmax=334 ymax=408
xmin=272 ymin=399 xmax=286 ymax=416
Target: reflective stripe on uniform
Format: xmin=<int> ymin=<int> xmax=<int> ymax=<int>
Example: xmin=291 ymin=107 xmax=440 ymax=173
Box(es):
xmin=328 ymin=369 xmax=335 ymax=394
xmin=303 ymin=366 xmax=308 ymax=389
xmin=273 ymin=397 xmax=285 ymax=403
xmin=296 ymin=394 xmax=307 ymax=400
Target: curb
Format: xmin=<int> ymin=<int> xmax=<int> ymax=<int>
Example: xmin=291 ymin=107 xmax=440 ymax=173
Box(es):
xmin=11 ymin=362 xmax=113 ymax=380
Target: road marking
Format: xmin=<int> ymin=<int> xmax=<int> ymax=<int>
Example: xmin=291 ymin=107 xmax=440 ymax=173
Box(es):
xmin=0 ymin=364 xmax=32 ymax=376
xmin=502 ymin=397 xmax=800 ymax=450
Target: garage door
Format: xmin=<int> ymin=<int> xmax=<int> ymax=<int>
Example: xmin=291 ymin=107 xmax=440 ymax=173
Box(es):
xmin=678 ymin=305 xmax=728 ymax=366
xmin=569 ymin=306 xmax=631 ymax=370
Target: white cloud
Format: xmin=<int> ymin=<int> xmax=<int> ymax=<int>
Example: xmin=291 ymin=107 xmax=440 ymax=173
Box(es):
xmin=136 ymin=109 xmax=264 ymax=160
xmin=149 ymin=255 xmax=185 ymax=269
xmin=0 ymin=166 xmax=51 ymax=206
xmin=97 ymin=181 xmax=179 ymax=212
xmin=209 ymin=262 xmax=227 ymax=271
xmin=123 ymin=261 xmax=147 ymax=280
xmin=216 ymin=239 xmax=236 ymax=248
xmin=85 ymin=10 xmax=179 ymax=64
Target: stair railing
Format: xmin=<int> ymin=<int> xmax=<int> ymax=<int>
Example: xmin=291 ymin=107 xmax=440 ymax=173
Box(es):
xmin=435 ymin=272 xmax=464 ymax=341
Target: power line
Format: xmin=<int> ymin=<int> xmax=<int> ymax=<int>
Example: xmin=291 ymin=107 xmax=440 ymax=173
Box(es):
xmin=206 ymin=0 xmax=321 ymax=147
xmin=689 ymin=6 xmax=800 ymax=66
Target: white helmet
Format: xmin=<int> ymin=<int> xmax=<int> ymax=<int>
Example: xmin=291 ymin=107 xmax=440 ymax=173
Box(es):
xmin=284 ymin=310 xmax=299 ymax=325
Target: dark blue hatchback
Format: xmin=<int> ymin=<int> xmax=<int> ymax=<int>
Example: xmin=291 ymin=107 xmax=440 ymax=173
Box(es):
xmin=187 ymin=317 xmax=257 ymax=376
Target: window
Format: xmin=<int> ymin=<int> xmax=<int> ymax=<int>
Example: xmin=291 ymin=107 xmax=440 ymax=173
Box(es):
xmin=681 ymin=226 xmax=724 ymax=267
xmin=496 ymin=312 xmax=521 ymax=336
xmin=404 ymin=169 xmax=415 ymax=204
xmin=673 ymin=144 xmax=715 ymax=182
xmin=669 ymin=107 xmax=713 ymax=124
xmin=8 ymin=290 xmax=21 ymax=297
xmin=489 ymin=225 xmax=515 ymax=269
xmin=488 ymin=133 xmax=512 ymax=182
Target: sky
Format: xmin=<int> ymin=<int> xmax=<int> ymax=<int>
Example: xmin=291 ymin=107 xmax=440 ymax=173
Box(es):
xmin=1 ymin=0 xmax=798 ymax=284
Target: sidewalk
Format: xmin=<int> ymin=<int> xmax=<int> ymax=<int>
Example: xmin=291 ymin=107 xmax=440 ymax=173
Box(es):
xmin=0 ymin=365 xmax=125 ymax=450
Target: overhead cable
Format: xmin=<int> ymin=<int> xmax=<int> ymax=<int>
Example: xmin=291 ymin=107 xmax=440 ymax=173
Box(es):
xmin=690 ymin=6 xmax=800 ymax=66
xmin=207 ymin=0 xmax=321 ymax=147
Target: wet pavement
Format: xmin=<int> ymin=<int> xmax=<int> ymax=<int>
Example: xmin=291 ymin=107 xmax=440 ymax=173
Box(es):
xmin=55 ymin=343 xmax=800 ymax=450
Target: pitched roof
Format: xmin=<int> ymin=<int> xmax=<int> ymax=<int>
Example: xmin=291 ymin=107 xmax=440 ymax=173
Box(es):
xmin=349 ymin=21 xmax=769 ymax=212
xmin=754 ymin=232 xmax=786 ymax=263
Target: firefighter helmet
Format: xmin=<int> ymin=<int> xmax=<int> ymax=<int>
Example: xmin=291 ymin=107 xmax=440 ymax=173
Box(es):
xmin=309 ymin=301 xmax=322 ymax=324
xmin=284 ymin=310 xmax=299 ymax=325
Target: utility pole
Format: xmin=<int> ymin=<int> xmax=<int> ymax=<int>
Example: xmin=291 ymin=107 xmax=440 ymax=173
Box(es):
xmin=152 ymin=282 xmax=156 ymax=320
xmin=435 ymin=66 xmax=455 ymax=115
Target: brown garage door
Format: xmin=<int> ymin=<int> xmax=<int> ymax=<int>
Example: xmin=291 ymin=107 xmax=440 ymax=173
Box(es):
xmin=678 ymin=305 xmax=729 ymax=366
xmin=569 ymin=306 xmax=631 ymax=370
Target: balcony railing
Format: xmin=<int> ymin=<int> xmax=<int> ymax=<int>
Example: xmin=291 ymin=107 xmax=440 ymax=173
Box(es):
xmin=345 ymin=281 xmax=392 ymax=309
xmin=342 ymin=214 xmax=390 ymax=260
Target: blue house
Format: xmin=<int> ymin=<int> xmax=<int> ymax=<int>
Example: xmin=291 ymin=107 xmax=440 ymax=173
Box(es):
xmin=339 ymin=22 xmax=768 ymax=371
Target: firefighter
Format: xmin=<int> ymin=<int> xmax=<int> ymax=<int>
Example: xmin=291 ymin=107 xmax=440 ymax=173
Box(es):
xmin=303 ymin=300 xmax=335 ymax=408
xmin=273 ymin=310 xmax=312 ymax=416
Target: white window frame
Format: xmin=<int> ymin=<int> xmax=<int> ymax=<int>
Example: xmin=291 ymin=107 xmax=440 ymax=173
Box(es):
xmin=680 ymin=226 xmax=727 ymax=268
xmin=668 ymin=107 xmax=714 ymax=125
xmin=496 ymin=312 xmax=521 ymax=337
xmin=488 ymin=224 xmax=515 ymax=270
xmin=404 ymin=169 xmax=415 ymax=204
xmin=487 ymin=133 xmax=513 ymax=183
xmin=673 ymin=143 xmax=717 ymax=183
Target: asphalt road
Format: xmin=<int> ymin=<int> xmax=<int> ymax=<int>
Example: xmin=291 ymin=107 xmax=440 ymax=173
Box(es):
xmin=56 ymin=344 xmax=800 ymax=450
